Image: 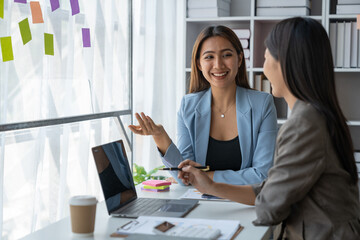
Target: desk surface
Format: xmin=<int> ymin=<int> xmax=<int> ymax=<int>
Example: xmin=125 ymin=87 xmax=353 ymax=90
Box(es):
xmin=21 ymin=184 xmax=271 ymax=240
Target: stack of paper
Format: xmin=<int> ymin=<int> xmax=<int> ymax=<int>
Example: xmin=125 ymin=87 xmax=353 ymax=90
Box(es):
xmin=141 ymin=180 xmax=171 ymax=192
xmin=256 ymin=0 xmax=311 ymax=16
xmin=187 ymin=0 xmax=231 ymax=18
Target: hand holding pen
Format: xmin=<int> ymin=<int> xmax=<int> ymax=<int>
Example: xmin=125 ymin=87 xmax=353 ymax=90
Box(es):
xmin=159 ymin=166 xmax=210 ymax=172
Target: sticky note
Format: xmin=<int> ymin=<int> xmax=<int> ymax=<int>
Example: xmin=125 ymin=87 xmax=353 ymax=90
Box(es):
xmin=30 ymin=1 xmax=44 ymax=24
xmin=357 ymin=15 xmax=360 ymax=30
xmin=19 ymin=18 xmax=32 ymax=45
xmin=142 ymin=180 xmax=172 ymax=187
xmin=82 ymin=28 xmax=91 ymax=47
xmin=70 ymin=0 xmax=79 ymax=15
xmin=14 ymin=0 xmax=27 ymax=3
xmin=49 ymin=0 xmax=59 ymax=12
xmin=44 ymin=33 xmax=54 ymax=56
xmin=0 ymin=0 xmax=4 ymax=19
xmin=143 ymin=185 xmax=170 ymax=190
xmin=1 ymin=37 xmax=14 ymax=62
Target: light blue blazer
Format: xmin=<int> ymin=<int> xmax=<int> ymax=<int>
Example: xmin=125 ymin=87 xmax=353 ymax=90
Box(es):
xmin=161 ymin=86 xmax=278 ymax=185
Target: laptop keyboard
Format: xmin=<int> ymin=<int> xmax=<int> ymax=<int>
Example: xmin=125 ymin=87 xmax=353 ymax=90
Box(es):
xmin=116 ymin=198 xmax=169 ymax=216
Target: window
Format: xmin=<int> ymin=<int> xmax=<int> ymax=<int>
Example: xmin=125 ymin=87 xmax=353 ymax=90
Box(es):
xmin=0 ymin=0 xmax=132 ymax=239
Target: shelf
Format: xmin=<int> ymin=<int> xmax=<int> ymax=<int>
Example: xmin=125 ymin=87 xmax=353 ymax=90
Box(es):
xmin=253 ymin=68 xmax=263 ymax=72
xmin=186 ymin=16 xmax=251 ymax=22
xmin=348 ymin=121 xmax=360 ymax=126
xmin=334 ymin=68 xmax=360 ymax=72
xmin=328 ymin=14 xmax=358 ymax=20
xmin=277 ymin=119 xmax=287 ymax=125
xmin=253 ymin=16 xmax=322 ymax=21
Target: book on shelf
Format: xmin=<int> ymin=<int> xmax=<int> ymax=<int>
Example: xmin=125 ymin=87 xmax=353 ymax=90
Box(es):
xmin=243 ymin=48 xmax=250 ymax=58
xmin=256 ymin=0 xmax=311 ymax=8
xmin=338 ymin=0 xmax=360 ymax=4
xmin=254 ymin=74 xmax=262 ymax=91
xmin=256 ymin=7 xmax=310 ymax=16
xmin=262 ymin=79 xmax=271 ymax=94
xmin=329 ymin=22 xmax=337 ymax=64
xmin=336 ymin=4 xmax=360 ymax=14
xmin=358 ymin=29 xmax=360 ymax=68
xmin=239 ymin=39 xmax=248 ymax=48
xmin=232 ymin=29 xmax=250 ymax=39
xmin=351 ymin=22 xmax=358 ymax=68
xmin=187 ymin=0 xmax=231 ymax=9
xmin=336 ymin=22 xmax=345 ymax=68
xmin=187 ymin=7 xmax=230 ymax=18
xmin=245 ymin=58 xmax=250 ymax=68
xmin=344 ymin=22 xmax=352 ymax=68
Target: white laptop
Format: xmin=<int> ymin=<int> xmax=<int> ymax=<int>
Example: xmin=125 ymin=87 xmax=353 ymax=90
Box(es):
xmin=92 ymin=140 xmax=198 ymax=218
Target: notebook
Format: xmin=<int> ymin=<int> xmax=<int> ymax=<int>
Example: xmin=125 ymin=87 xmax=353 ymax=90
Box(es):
xmin=92 ymin=140 xmax=198 ymax=218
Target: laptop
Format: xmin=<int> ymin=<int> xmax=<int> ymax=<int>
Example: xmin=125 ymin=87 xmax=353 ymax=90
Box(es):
xmin=92 ymin=140 xmax=198 ymax=218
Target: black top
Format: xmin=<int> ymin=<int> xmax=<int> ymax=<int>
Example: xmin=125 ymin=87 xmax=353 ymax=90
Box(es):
xmin=205 ymin=136 xmax=242 ymax=171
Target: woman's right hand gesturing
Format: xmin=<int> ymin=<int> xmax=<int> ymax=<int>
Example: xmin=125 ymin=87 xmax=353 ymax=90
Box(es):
xmin=128 ymin=112 xmax=171 ymax=155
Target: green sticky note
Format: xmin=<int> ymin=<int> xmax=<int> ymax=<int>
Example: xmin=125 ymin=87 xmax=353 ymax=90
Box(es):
xmin=19 ymin=18 xmax=32 ymax=45
xmin=0 ymin=0 xmax=4 ymax=19
xmin=44 ymin=33 xmax=54 ymax=56
xmin=1 ymin=37 xmax=14 ymax=62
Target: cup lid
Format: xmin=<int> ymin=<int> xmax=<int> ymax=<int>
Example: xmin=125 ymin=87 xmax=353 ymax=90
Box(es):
xmin=69 ymin=195 xmax=97 ymax=206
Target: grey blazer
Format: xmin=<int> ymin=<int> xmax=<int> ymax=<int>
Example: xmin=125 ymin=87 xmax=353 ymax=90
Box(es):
xmin=252 ymin=100 xmax=360 ymax=240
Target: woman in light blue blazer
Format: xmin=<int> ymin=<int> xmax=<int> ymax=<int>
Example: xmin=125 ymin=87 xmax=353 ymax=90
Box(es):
xmin=129 ymin=25 xmax=277 ymax=185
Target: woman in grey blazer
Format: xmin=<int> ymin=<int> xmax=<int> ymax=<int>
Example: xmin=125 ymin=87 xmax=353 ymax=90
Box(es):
xmin=178 ymin=17 xmax=360 ymax=239
xmin=129 ymin=26 xmax=277 ymax=185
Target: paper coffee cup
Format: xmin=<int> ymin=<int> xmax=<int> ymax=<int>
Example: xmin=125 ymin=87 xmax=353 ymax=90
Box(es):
xmin=69 ymin=195 xmax=97 ymax=237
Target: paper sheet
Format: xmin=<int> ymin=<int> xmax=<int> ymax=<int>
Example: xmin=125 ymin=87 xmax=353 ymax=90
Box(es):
xmin=179 ymin=189 xmax=229 ymax=201
xmin=116 ymin=216 xmax=241 ymax=240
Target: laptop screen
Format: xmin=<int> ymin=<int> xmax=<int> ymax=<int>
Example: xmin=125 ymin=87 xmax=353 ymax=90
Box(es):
xmin=92 ymin=140 xmax=137 ymax=214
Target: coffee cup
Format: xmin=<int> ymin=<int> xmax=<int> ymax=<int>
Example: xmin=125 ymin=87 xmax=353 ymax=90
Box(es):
xmin=69 ymin=195 xmax=97 ymax=237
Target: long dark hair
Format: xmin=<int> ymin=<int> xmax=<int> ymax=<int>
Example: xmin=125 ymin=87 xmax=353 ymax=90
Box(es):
xmin=265 ymin=17 xmax=358 ymax=184
xmin=189 ymin=25 xmax=250 ymax=93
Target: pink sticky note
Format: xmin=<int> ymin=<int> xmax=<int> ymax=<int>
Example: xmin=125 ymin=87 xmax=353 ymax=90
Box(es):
xmin=30 ymin=1 xmax=44 ymax=24
xmin=142 ymin=180 xmax=172 ymax=187
xmin=357 ymin=15 xmax=360 ymax=30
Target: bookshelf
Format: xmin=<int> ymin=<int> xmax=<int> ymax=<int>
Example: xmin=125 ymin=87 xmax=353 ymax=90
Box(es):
xmin=183 ymin=0 xmax=360 ymax=150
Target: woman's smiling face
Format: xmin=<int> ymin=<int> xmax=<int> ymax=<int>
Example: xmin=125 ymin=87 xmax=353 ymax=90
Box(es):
xmin=197 ymin=36 xmax=242 ymax=90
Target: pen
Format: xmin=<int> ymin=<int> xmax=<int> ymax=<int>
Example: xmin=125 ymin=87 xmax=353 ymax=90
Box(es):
xmin=159 ymin=166 xmax=210 ymax=171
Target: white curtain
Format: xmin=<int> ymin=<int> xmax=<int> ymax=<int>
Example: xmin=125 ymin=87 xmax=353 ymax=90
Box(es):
xmin=0 ymin=0 xmax=130 ymax=239
xmin=132 ymin=0 xmax=185 ymax=172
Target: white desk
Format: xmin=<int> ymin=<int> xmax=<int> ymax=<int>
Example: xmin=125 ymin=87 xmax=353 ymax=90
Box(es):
xmin=21 ymin=185 xmax=271 ymax=240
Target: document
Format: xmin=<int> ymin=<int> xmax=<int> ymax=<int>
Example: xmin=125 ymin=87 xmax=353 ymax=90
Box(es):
xmin=113 ymin=216 xmax=242 ymax=240
xmin=179 ymin=189 xmax=229 ymax=201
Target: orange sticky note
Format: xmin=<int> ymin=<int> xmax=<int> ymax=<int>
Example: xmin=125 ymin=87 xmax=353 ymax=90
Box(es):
xmin=357 ymin=15 xmax=360 ymax=30
xmin=30 ymin=1 xmax=44 ymax=24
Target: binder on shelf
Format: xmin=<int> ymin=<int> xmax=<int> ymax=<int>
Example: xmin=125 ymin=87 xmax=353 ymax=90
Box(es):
xmin=187 ymin=7 xmax=230 ymax=18
xmin=254 ymin=74 xmax=262 ymax=91
xmin=336 ymin=22 xmax=345 ymax=68
xmin=239 ymin=39 xmax=249 ymax=48
xmin=351 ymin=22 xmax=358 ymax=67
xmin=187 ymin=0 xmax=231 ymax=9
xmin=232 ymin=29 xmax=250 ymax=39
xmin=256 ymin=7 xmax=310 ymax=16
xmin=256 ymin=0 xmax=311 ymax=8
xmin=344 ymin=22 xmax=352 ymax=68
xmin=243 ymin=49 xmax=250 ymax=58
xmin=262 ymin=79 xmax=271 ymax=94
xmin=329 ymin=22 xmax=337 ymax=64
xmin=336 ymin=4 xmax=360 ymax=14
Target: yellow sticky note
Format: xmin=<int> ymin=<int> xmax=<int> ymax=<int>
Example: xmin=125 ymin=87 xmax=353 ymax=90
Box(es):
xmin=357 ymin=15 xmax=360 ymax=30
xmin=0 ymin=0 xmax=4 ymax=19
xmin=1 ymin=37 xmax=14 ymax=62
xmin=44 ymin=33 xmax=54 ymax=56
xmin=30 ymin=1 xmax=44 ymax=24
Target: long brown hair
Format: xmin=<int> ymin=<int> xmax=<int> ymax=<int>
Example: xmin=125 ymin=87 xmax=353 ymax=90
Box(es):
xmin=189 ymin=25 xmax=250 ymax=93
xmin=265 ymin=17 xmax=358 ymax=184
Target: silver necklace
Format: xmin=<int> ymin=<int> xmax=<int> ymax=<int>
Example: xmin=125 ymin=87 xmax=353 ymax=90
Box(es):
xmin=213 ymin=101 xmax=236 ymax=118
